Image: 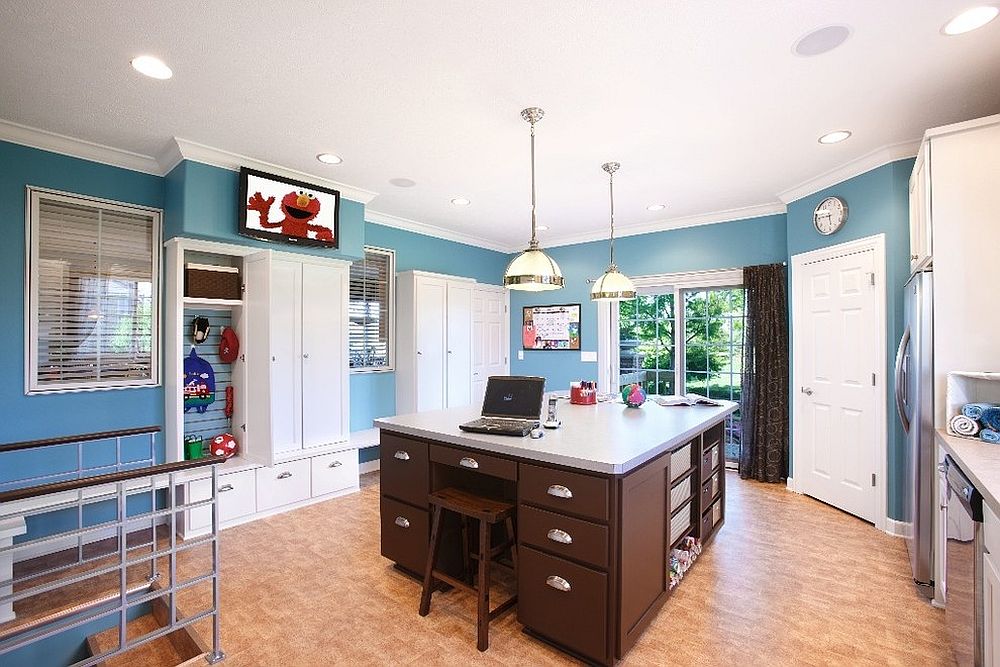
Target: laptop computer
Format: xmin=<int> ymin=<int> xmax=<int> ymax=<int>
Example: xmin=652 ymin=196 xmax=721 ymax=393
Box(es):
xmin=459 ymin=376 xmax=546 ymax=437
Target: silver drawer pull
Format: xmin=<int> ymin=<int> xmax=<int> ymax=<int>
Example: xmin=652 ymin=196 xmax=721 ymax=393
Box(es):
xmin=545 ymin=575 xmax=571 ymax=592
xmin=459 ymin=457 xmax=479 ymax=469
xmin=546 ymin=484 xmax=573 ymax=499
xmin=277 ymin=471 xmax=293 ymax=479
xmin=547 ymin=528 xmax=573 ymax=545
xmin=329 ymin=460 xmax=343 ymax=468
xmin=218 ymin=484 xmax=234 ymax=493
xmin=394 ymin=516 xmax=410 ymax=529
xmin=394 ymin=450 xmax=410 ymax=461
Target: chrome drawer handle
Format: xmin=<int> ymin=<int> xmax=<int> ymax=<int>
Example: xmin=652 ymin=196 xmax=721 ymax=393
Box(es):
xmin=546 ymin=484 xmax=573 ymax=499
xmin=329 ymin=460 xmax=343 ymax=468
xmin=395 ymin=516 xmax=410 ymax=529
xmin=277 ymin=471 xmax=293 ymax=479
xmin=546 ymin=575 xmax=571 ymax=592
xmin=459 ymin=457 xmax=479 ymax=469
xmin=394 ymin=450 xmax=410 ymax=461
xmin=547 ymin=528 xmax=573 ymax=545
xmin=218 ymin=484 xmax=234 ymax=493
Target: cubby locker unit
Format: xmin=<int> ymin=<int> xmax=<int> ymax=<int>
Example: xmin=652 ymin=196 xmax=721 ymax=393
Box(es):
xmin=164 ymin=238 xmax=358 ymax=539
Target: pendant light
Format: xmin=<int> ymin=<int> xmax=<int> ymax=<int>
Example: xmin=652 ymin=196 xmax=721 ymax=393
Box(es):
xmin=590 ymin=161 xmax=636 ymax=301
xmin=503 ymin=107 xmax=564 ymax=291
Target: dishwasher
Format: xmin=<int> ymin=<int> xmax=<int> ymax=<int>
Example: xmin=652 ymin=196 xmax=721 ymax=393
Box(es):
xmin=945 ymin=455 xmax=985 ymax=667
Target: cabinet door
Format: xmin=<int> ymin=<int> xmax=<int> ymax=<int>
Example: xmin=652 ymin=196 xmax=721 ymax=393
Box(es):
xmin=446 ymin=282 xmax=473 ymax=408
xmin=415 ymin=277 xmax=447 ymax=412
xmin=986 ymin=551 xmax=1000 ymax=667
xmin=301 ymin=262 xmax=346 ymax=448
xmin=242 ymin=252 xmax=276 ymax=467
xmin=269 ymin=259 xmax=302 ymax=455
xmin=909 ymin=147 xmax=930 ymax=272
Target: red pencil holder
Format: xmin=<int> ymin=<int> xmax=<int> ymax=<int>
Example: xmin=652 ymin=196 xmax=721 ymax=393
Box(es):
xmin=570 ymin=385 xmax=597 ymax=405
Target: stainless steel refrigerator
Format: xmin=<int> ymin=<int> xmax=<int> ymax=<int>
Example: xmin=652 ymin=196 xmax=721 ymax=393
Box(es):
xmin=895 ymin=269 xmax=934 ymax=597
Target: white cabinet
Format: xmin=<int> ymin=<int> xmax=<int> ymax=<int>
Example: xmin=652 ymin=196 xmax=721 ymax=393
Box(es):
xmin=471 ymin=285 xmax=510 ymax=405
xmin=396 ymin=271 xmax=478 ymax=415
xmin=985 ymin=504 xmax=1000 ymax=666
xmin=244 ymin=252 xmax=350 ymax=465
xmin=908 ymin=142 xmax=931 ymax=273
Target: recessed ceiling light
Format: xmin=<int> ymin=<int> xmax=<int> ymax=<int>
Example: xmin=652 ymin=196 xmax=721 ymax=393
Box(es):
xmin=389 ymin=177 xmax=417 ymax=188
xmin=316 ymin=153 xmax=343 ymax=165
xmin=792 ymin=25 xmax=851 ymax=57
xmin=646 ymin=203 xmax=666 ymax=212
xmin=450 ymin=197 xmax=471 ymax=206
xmin=130 ymin=55 xmax=172 ymax=80
xmin=942 ymin=6 xmax=999 ymax=35
xmin=537 ymin=225 xmax=549 ymax=231
xmin=818 ymin=130 xmax=852 ymax=144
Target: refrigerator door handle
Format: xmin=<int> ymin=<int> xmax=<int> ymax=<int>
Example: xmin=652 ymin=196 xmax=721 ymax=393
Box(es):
xmin=895 ymin=327 xmax=911 ymax=433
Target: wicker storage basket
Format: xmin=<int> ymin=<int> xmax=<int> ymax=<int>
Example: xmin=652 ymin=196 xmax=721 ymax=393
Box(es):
xmin=185 ymin=263 xmax=241 ymax=300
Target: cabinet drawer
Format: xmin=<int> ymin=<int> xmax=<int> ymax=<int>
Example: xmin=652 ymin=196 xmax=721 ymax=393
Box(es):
xmin=379 ymin=433 xmax=429 ymax=507
xmin=256 ymin=459 xmax=311 ymax=511
xmin=380 ymin=496 xmax=428 ymax=575
xmin=986 ymin=503 xmax=1000 ymax=557
xmin=701 ymin=506 xmax=714 ymax=538
xmin=669 ymin=442 xmax=694 ymax=482
xmin=713 ymin=499 xmax=722 ymax=526
xmin=670 ymin=476 xmax=692 ymax=510
xmin=700 ymin=445 xmax=719 ymax=480
xmin=518 ymin=546 xmax=607 ymax=663
xmin=670 ymin=501 xmax=692 ymax=544
xmin=519 ymin=463 xmax=609 ymax=522
xmin=429 ymin=444 xmax=516 ymax=481
xmin=311 ymin=449 xmax=359 ymax=497
xmin=518 ymin=505 xmax=608 ymax=570
xmin=217 ymin=469 xmax=256 ymax=524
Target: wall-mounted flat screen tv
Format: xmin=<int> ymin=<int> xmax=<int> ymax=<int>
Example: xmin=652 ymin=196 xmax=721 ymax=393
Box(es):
xmin=238 ymin=167 xmax=340 ymax=248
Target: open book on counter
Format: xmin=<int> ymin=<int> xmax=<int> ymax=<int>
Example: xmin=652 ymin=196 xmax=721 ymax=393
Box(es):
xmin=651 ymin=393 xmax=724 ymax=407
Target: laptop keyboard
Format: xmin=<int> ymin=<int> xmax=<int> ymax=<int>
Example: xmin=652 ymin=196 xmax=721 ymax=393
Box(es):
xmin=468 ymin=417 xmax=538 ymax=429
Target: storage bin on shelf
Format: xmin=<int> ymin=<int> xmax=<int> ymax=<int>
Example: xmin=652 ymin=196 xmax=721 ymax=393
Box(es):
xmin=185 ymin=263 xmax=241 ymax=300
xmin=946 ymin=371 xmax=1000 ymax=440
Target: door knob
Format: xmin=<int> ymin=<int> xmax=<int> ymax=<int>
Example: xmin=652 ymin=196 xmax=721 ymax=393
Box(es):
xmin=303 ymin=353 xmax=310 ymax=359
xmin=801 ymin=387 xmax=814 ymax=396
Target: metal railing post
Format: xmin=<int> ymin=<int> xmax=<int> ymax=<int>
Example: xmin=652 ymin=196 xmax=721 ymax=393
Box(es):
xmin=206 ymin=463 xmax=225 ymax=664
xmin=116 ymin=481 xmax=127 ymax=654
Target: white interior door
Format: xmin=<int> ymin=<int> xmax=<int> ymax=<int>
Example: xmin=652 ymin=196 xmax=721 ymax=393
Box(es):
xmin=242 ymin=252 xmax=276 ymax=467
xmin=301 ymin=262 xmax=344 ymax=448
xmin=472 ymin=286 xmax=508 ymax=404
xmin=269 ymin=259 xmax=302 ymax=456
xmin=415 ymin=277 xmax=447 ymax=412
xmin=446 ymin=282 xmax=472 ymax=408
xmin=796 ymin=248 xmax=879 ymax=522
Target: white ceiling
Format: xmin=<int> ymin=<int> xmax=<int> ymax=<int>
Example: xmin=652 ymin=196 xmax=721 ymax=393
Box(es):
xmin=1 ymin=1 xmax=999 ymax=251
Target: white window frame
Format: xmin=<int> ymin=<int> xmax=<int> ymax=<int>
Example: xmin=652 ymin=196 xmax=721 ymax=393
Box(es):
xmin=24 ymin=186 xmax=162 ymax=394
xmin=348 ymin=245 xmax=396 ymax=374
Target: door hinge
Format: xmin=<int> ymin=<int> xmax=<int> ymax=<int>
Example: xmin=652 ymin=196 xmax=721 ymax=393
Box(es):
xmin=868 ymin=272 xmax=875 ymax=286
xmin=872 ymin=372 xmax=876 ymax=386
xmin=871 ymin=473 xmax=876 ymax=487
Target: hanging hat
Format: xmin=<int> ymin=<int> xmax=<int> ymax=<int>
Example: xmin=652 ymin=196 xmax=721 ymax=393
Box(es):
xmin=219 ymin=326 xmax=240 ymax=363
xmin=192 ymin=316 xmax=211 ymax=344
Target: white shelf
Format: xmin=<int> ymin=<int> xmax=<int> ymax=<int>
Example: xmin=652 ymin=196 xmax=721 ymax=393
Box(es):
xmin=183 ymin=296 xmax=243 ymax=308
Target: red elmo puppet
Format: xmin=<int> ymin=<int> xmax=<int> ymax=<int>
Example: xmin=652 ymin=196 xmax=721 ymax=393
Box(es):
xmin=247 ymin=189 xmax=334 ymax=241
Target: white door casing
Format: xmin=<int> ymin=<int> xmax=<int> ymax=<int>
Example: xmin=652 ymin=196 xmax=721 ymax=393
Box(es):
xmin=791 ymin=234 xmax=887 ymax=530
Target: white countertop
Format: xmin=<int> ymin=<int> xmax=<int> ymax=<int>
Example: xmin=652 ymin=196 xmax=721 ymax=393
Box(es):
xmin=374 ymin=399 xmax=738 ymax=474
xmin=937 ymin=428 xmax=1000 ymax=511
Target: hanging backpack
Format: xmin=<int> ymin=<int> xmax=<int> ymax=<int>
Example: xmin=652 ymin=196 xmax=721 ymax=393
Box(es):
xmin=183 ymin=348 xmax=216 ymax=414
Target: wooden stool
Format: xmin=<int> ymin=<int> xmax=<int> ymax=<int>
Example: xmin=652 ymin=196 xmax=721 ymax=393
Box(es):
xmin=418 ymin=487 xmax=517 ymax=651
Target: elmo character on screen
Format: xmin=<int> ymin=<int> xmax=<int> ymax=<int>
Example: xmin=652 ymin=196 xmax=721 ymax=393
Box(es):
xmin=247 ymin=189 xmax=334 ymax=241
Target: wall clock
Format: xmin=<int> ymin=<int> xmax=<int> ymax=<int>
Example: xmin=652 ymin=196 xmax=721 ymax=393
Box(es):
xmin=813 ymin=196 xmax=848 ymax=235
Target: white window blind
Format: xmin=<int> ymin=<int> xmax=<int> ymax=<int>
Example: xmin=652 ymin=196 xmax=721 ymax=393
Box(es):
xmin=349 ymin=246 xmax=394 ymax=371
xmin=27 ymin=188 xmax=161 ymax=393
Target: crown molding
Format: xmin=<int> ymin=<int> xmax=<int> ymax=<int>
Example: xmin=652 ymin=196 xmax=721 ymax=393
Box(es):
xmin=543 ymin=201 xmax=787 ymax=249
xmin=776 ymin=138 xmax=921 ymax=204
xmin=162 ymin=138 xmax=379 ymax=204
xmin=365 ymin=209 xmax=516 ymax=253
xmin=0 ymin=118 xmax=162 ymax=175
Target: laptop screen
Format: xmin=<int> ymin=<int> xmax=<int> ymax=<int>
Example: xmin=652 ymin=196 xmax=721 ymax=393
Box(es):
xmin=481 ymin=376 xmax=546 ymax=419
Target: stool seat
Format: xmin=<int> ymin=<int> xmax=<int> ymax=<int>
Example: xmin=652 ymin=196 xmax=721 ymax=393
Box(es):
xmin=427 ymin=487 xmax=514 ymax=523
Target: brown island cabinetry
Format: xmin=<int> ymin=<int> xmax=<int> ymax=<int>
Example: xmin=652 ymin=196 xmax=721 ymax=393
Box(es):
xmin=376 ymin=400 xmax=735 ymax=665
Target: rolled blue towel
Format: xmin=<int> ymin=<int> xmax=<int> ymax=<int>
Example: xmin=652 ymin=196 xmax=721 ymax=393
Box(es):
xmin=963 ymin=403 xmax=994 ymax=420
xmin=982 ymin=429 xmax=1000 ymax=444
xmin=982 ymin=406 xmax=1000 ymax=431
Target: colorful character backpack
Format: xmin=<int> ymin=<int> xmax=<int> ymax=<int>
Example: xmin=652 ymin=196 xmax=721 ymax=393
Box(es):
xmin=183 ymin=348 xmax=216 ymax=413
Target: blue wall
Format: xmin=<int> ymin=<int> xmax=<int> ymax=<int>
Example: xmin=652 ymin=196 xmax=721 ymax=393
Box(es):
xmin=786 ymin=159 xmax=914 ymax=519
xmin=509 ymin=213 xmax=788 ymax=390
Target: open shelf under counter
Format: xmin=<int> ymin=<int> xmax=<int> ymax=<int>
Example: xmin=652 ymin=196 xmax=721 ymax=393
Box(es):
xmin=182 ymin=296 xmax=243 ymax=308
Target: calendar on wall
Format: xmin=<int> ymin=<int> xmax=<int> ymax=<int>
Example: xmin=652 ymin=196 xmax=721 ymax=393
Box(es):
xmin=522 ymin=304 xmax=581 ymax=350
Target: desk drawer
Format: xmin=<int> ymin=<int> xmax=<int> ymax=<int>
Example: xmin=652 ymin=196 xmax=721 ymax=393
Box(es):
xmin=519 ymin=505 xmax=608 ymax=570
xmin=380 ymin=496 xmax=428 ymax=575
xmin=380 ymin=433 xmax=429 ymax=507
xmin=256 ymin=459 xmax=311 ymax=511
xmin=429 ymin=444 xmax=516 ymax=481
xmin=700 ymin=445 xmax=719 ymax=480
xmin=518 ymin=546 xmax=607 ymax=663
xmin=217 ymin=469 xmax=256 ymax=523
xmin=311 ymin=449 xmax=359 ymax=497
xmin=669 ymin=441 xmax=695 ymax=481
xmin=519 ymin=463 xmax=609 ymax=522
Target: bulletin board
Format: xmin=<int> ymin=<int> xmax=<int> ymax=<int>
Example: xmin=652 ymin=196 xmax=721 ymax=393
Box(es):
xmin=522 ymin=304 xmax=581 ymax=350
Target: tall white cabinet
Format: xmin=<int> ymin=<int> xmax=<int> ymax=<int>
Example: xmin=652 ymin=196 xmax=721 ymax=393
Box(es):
xmin=396 ymin=271 xmax=477 ymax=415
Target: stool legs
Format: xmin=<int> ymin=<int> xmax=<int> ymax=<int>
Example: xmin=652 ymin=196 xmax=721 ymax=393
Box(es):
xmin=477 ymin=517 xmax=490 ymax=652
xmin=505 ymin=516 xmax=517 ymax=579
xmin=419 ymin=504 xmax=444 ymax=617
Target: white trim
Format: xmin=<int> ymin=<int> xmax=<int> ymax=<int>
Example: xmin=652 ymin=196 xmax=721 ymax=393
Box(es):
xmin=631 ymin=267 xmax=745 ymax=292
xmin=777 ymin=139 xmax=921 ymax=204
xmin=0 ymin=119 xmax=163 ymax=174
xmin=359 ymin=460 xmax=380 ymax=475
xmin=349 ymin=245 xmax=397 ymax=373
xmin=922 ymin=113 xmax=1000 ymax=140
xmin=790 ymin=233 xmax=888 ymax=532
xmin=786 ymin=476 xmax=800 ymax=493
xmin=365 ymin=209 xmax=514 ymax=253
xmin=884 ymin=518 xmax=910 ymax=538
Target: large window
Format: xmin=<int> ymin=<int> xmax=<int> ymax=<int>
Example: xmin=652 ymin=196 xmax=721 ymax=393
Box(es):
xmin=27 ymin=188 xmax=160 ymax=393
xmin=349 ymin=246 xmax=395 ymax=372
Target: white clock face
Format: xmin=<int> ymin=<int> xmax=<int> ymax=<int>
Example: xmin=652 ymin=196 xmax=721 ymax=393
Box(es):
xmin=814 ymin=196 xmax=847 ymax=235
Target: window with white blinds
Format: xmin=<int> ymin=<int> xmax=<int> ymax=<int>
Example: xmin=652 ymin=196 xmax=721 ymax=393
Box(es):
xmin=26 ymin=188 xmax=161 ymax=393
xmin=349 ymin=246 xmax=394 ymax=372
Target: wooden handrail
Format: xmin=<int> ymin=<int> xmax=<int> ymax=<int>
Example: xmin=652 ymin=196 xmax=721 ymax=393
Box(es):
xmin=0 ymin=426 xmax=161 ymax=454
xmin=0 ymin=456 xmax=226 ymax=504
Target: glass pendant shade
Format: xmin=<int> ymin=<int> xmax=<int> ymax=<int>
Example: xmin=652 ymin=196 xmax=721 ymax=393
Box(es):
xmin=591 ymin=264 xmax=636 ymax=301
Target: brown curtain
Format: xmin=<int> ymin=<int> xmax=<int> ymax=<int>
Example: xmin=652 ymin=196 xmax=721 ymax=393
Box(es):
xmin=739 ymin=263 xmax=789 ymax=482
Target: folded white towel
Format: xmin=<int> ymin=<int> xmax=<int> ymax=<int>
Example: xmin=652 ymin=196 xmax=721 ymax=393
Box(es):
xmin=951 ymin=414 xmax=981 ymax=437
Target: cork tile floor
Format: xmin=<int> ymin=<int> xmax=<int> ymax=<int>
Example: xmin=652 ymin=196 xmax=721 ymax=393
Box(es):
xmin=174 ymin=471 xmax=953 ymax=666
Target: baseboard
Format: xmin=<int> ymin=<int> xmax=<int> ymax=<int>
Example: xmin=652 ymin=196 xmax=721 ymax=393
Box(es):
xmin=14 ymin=516 xmax=170 ymax=564
xmin=884 ymin=518 xmax=912 ymax=538
xmin=785 ymin=476 xmax=800 ymax=493
xmin=359 ymin=460 xmax=380 ymax=474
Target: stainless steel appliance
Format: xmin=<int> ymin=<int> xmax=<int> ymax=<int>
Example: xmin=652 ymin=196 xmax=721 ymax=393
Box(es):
xmin=944 ymin=455 xmax=984 ymax=666
xmin=895 ymin=269 xmax=935 ymax=596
